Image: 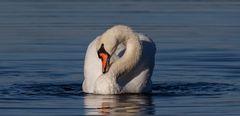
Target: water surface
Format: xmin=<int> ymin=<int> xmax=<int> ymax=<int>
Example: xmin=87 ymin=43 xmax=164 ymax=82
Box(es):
xmin=0 ymin=0 xmax=240 ymax=116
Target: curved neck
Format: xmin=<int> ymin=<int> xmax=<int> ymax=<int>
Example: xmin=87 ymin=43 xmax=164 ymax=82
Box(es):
xmin=107 ymin=26 xmax=142 ymax=77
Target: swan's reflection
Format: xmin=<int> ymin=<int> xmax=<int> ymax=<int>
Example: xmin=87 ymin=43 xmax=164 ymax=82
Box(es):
xmin=83 ymin=94 xmax=154 ymax=115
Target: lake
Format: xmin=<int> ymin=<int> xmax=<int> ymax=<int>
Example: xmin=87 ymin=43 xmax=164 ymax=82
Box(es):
xmin=0 ymin=0 xmax=240 ymax=116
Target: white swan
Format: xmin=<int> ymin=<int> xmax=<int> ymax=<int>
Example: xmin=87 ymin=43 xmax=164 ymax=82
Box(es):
xmin=83 ymin=25 xmax=156 ymax=94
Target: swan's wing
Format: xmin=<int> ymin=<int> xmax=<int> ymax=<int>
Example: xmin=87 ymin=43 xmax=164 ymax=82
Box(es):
xmin=121 ymin=33 xmax=156 ymax=93
xmin=138 ymin=33 xmax=156 ymax=62
xmin=138 ymin=33 xmax=156 ymax=79
xmin=83 ymin=36 xmax=102 ymax=93
xmin=137 ymin=33 xmax=156 ymax=91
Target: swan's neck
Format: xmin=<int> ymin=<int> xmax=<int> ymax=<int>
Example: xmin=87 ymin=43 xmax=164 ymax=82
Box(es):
xmin=107 ymin=27 xmax=142 ymax=77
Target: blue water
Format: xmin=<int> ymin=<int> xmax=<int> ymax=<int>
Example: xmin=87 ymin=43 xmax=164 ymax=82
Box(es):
xmin=1 ymin=0 xmax=240 ymax=115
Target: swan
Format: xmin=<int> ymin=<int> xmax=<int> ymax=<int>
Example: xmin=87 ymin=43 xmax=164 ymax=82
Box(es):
xmin=83 ymin=25 xmax=156 ymax=94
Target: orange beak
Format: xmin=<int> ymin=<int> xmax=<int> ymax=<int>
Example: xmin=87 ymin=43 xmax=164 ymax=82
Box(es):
xmin=99 ymin=53 xmax=110 ymax=74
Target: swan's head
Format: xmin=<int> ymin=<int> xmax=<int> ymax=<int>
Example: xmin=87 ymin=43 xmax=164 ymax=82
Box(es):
xmin=97 ymin=34 xmax=119 ymax=74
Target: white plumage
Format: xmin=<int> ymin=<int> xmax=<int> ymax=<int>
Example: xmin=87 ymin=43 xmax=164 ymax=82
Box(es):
xmin=83 ymin=25 xmax=156 ymax=94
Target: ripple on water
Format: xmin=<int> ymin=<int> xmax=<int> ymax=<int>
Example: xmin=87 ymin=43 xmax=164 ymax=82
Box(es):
xmin=0 ymin=82 xmax=239 ymax=99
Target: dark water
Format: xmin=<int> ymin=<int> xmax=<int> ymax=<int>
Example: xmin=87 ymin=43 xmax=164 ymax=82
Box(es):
xmin=1 ymin=0 xmax=240 ymax=115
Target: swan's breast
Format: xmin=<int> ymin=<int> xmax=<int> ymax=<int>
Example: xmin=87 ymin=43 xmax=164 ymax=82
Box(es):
xmin=94 ymin=74 xmax=120 ymax=94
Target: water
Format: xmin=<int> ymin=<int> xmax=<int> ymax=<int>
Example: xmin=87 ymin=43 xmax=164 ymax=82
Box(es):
xmin=1 ymin=0 xmax=240 ymax=115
